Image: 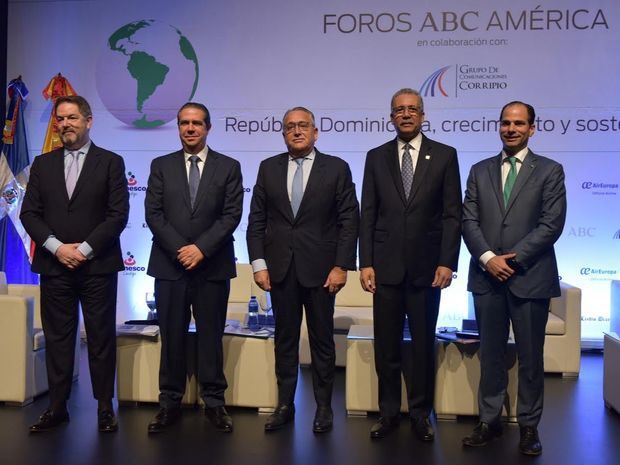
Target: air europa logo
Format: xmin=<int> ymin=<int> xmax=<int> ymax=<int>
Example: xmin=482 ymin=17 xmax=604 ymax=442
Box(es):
xmin=580 ymin=267 xmax=617 ymax=276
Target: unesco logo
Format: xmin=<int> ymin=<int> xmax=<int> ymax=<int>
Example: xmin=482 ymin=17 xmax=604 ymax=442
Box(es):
xmin=127 ymin=172 xmax=147 ymax=192
xmin=124 ymin=252 xmax=145 ymax=271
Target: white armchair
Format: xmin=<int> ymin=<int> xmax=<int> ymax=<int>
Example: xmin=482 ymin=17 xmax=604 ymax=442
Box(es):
xmin=0 ymin=273 xmax=79 ymax=405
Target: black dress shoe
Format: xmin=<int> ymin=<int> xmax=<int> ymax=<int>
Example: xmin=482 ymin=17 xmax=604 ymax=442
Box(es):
xmin=29 ymin=409 xmax=70 ymax=433
xmin=411 ymin=416 xmax=434 ymax=442
xmin=205 ymin=406 xmax=233 ymax=433
xmin=519 ymin=426 xmax=542 ymax=456
xmin=462 ymin=422 xmax=503 ymax=447
xmin=312 ymin=406 xmax=333 ymax=433
xmin=147 ymin=407 xmax=181 ymax=434
xmin=264 ymin=404 xmax=295 ymax=432
xmin=370 ymin=416 xmax=399 ymax=439
xmin=98 ymin=410 xmax=118 ymax=433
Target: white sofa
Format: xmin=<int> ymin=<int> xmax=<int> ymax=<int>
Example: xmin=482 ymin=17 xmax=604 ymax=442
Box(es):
xmin=603 ymin=280 xmax=620 ymax=414
xmin=298 ymin=271 xmax=580 ymax=377
xmin=0 ymin=273 xmax=79 ymax=406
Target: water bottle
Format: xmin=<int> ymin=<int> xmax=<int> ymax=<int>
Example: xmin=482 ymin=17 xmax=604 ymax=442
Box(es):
xmin=247 ymin=295 xmax=260 ymax=330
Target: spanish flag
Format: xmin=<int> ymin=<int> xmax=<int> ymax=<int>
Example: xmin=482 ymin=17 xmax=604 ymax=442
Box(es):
xmin=41 ymin=73 xmax=77 ymax=153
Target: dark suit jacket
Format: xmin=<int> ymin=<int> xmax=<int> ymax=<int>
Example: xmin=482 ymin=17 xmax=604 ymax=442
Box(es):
xmin=359 ymin=135 xmax=462 ymax=286
xmin=20 ymin=143 xmax=129 ymax=275
xmin=145 ymin=148 xmax=243 ymax=281
xmin=246 ymin=150 xmax=359 ymax=288
xmin=462 ymin=150 xmax=566 ymax=299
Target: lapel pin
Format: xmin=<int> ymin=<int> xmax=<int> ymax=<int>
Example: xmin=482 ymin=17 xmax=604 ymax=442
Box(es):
xmin=425 ymin=154 xmax=431 ymax=160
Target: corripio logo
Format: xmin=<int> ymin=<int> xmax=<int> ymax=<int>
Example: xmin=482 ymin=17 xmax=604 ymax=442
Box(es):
xmin=420 ymin=66 xmax=450 ymax=97
xmin=420 ymin=63 xmax=508 ymax=98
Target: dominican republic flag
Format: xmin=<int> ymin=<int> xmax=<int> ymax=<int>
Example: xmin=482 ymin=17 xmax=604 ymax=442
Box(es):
xmin=0 ymin=77 xmax=38 ymax=284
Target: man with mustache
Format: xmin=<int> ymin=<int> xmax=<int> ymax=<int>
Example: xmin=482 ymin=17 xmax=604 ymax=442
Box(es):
xmin=359 ymin=88 xmax=462 ymax=440
xmin=21 ymin=95 xmax=129 ymax=433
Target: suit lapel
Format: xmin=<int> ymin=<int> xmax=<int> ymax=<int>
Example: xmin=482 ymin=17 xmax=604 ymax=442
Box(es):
xmin=294 ymin=150 xmax=326 ymax=223
xmin=69 ymin=143 xmax=101 ymax=202
xmin=50 ymin=149 xmax=70 ymax=204
xmin=171 ymin=151 xmax=192 ymax=211
xmin=385 ymin=139 xmax=407 ymax=205
xmin=505 ymin=150 xmax=537 ymax=214
xmin=407 ymin=135 xmax=432 ymax=207
xmin=486 ymin=154 xmax=504 ymax=212
xmin=277 ymin=153 xmax=295 ymax=222
xmin=192 ymin=148 xmax=218 ymax=212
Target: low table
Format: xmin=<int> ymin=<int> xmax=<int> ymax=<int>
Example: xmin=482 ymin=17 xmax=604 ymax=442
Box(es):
xmin=116 ymin=321 xmax=278 ymax=411
xmin=345 ymin=324 xmax=518 ymax=421
xmin=434 ymin=336 xmax=518 ymax=422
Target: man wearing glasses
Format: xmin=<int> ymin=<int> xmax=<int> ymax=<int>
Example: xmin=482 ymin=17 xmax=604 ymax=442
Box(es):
xmin=247 ymin=107 xmax=359 ymax=433
xmin=359 ymin=89 xmax=462 ymax=439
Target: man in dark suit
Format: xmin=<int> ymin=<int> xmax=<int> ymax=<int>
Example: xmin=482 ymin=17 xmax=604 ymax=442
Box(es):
xmin=462 ymin=101 xmax=566 ymax=456
xmin=359 ymin=88 xmax=462 ymax=440
xmin=144 ymin=102 xmax=243 ymax=434
xmin=247 ymin=107 xmax=358 ymax=433
xmin=21 ymin=95 xmax=129 ymax=433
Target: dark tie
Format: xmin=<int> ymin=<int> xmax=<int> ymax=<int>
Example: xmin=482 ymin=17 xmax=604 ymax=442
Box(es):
xmin=503 ymin=156 xmax=518 ymax=206
xmin=188 ymin=155 xmax=201 ymax=207
xmin=291 ymin=157 xmax=305 ymax=216
xmin=401 ymin=143 xmax=414 ymax=200
xmin=65 ymin=151 xmax=79 ymax=197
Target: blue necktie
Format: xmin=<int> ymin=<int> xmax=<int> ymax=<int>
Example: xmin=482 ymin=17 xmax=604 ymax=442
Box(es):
xmin=401 ymin=143 xmax=414 ymax=200
xmin=65 ymin=151 xmax=80 ymax=198
xmin=291 ymin=157 xmax=305 ymax=216
xmin=188 ymin=155 xmax=200 ymax=207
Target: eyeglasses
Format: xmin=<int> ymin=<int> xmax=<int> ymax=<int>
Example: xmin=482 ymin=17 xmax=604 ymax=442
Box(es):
xmin=284 ymin=121 xmax=314 ymax=133
xmin=391 ymin=106 xmax=422 ymax=117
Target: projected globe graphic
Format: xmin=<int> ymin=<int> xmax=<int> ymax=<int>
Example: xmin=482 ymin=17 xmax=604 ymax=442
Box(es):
xmin=96 ymin=20 xmax=199 ymax=128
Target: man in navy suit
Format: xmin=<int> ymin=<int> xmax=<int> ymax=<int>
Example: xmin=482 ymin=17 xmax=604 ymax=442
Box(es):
xmin=461 ymin=101 xmax=566 ymax=455
xmin=247 ymin=107 xmax=359 ymax=433
xmin=21 ymin=95 xmax=129 ymax=433
xmin=145 ymin=102 xmax=243 ymax=434
xmin=359 ymin=88 xmax=462 ymax=440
